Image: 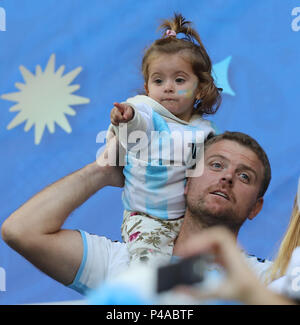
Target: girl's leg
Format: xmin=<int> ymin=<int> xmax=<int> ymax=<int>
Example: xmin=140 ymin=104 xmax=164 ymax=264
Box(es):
xmin=121 ymin=211 xmax=184 ymax=267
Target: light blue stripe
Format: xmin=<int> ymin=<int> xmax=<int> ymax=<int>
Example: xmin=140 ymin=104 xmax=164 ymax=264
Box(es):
xmin=145 ymin=198 xmax=169 ymax=219
xmin=122 ymin=153 xmax=133 ymax=210
xmin=67 ymin=229 xmax=90 ymax=295
xmin=144 ymin=112 xmax=170 ymax=219
xmin=152 ymin=110 xmax=170 ymax=133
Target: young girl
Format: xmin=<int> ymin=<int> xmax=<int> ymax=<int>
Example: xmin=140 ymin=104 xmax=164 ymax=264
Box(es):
xmin=107 ymin=13 xmax=222 ymax=266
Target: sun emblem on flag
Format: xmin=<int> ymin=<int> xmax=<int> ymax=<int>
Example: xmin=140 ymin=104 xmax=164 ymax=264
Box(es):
xmin=1 ymin=54 xmax=90 ymax=144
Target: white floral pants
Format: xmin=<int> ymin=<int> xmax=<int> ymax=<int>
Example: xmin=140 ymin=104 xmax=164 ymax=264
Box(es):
xmin=121 ymin=210 xmax=184 ymax=267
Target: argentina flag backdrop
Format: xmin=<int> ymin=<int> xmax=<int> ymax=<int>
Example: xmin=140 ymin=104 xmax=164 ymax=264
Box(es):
xmin=0 ymin=0 xmax=300 ymax=304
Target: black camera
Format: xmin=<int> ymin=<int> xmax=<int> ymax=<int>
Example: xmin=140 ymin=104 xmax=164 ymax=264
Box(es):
xmin=157 ymin=254 xmax=212 ymax=293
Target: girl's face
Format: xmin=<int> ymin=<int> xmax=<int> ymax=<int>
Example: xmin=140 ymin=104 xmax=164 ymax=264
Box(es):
xmin=144 ymin=53 xmax=200 ymax=122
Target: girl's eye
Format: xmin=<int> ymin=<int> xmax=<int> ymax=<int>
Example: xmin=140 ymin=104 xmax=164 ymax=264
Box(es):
xmin=154 ymin=79 xmax=162 ymax=84
xmin=175 ymin=77 xmax=185 ymax=83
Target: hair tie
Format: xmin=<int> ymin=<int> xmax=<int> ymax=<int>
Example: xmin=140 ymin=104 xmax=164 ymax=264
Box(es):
xmin=166 ymin=29 xmax=177 ymax=37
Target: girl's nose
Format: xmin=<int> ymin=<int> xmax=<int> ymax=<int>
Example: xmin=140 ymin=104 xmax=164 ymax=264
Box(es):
xmin=164 ymin=80 xmax=174 ymax=93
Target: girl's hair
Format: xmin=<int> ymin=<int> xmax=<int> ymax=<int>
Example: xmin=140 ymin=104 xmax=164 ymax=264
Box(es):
xmin=266 ymin=195 xmax=300 ymax=284
xmin=142 ymin=13 xmax=222 ymax=116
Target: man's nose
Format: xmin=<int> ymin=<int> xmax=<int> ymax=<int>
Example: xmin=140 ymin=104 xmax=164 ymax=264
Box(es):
xmin=219 ymin=171 xmax=234 ymax=186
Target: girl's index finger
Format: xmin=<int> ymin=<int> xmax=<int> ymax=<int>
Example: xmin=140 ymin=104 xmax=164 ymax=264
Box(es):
xmin=113 ymin=102 xmax=125 ymax=113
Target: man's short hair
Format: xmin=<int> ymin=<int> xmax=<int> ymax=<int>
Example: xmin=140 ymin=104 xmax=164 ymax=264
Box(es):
xmin=204 ymin=131 xmax=271 ymax=198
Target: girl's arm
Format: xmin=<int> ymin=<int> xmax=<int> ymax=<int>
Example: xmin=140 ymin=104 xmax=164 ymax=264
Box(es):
xmin=111 ymin=102 xmax=135 ymax=126
xmin=109 ymin=101 xmax=152 ymax=152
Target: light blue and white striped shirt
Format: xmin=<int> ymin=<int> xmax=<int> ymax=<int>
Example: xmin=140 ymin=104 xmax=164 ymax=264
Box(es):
xmin=109 ymin=95 xmax=218 ymax=220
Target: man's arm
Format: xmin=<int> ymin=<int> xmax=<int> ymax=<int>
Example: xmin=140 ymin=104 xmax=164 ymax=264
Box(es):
xmin=1 ymin=147 xmax=124 ymax=286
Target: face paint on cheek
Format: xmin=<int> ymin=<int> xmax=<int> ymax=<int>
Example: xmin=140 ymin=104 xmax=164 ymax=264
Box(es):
xmin=177 ymin=82 xmax=198 ymax=99
xmin=178 ymin=89 xmax=193 ymax=98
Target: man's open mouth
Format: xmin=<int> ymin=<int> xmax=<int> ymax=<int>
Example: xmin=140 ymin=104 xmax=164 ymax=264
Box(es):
xmin=210 ymin=191 xmax=230 ymax=201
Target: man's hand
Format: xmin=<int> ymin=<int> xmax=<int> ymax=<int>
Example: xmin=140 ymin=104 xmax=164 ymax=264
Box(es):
xmin=96 ymin=135 xmax=125 ymax=188
xmin=110 ymin=102 xmax=134 ymax=126
xmin=174 ymin=226 xmax=295 ymax=305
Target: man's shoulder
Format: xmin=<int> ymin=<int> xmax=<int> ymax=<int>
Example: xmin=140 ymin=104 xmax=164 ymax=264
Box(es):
xmin=246 ymin=253 xmax=271 ymax=264
xmin=81 ymin=231 xmax=128 ymax=259
xmin=244 ymin=252 xmax=273 ymax=279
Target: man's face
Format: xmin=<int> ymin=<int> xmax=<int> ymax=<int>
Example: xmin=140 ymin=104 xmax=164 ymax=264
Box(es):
xmin=185 ymin=140 xmax=265 ymax=230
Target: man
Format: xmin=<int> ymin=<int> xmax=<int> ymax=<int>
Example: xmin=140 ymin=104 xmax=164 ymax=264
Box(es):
xmin=1 ymin=131 xmax=271 ymax=296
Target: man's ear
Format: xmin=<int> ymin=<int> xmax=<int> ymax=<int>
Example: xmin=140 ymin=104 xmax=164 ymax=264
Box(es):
xmin=184 ymin=178 xmax=190 ymax=196
xmin=248 ymin=197 xmax=264 ymax=220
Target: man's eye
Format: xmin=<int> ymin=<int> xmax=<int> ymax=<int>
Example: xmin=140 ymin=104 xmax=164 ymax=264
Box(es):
xmin=210 ymin=162 xmax=223 ymax=169
xmin=239 ymin=173 xmax=250 ymax=183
